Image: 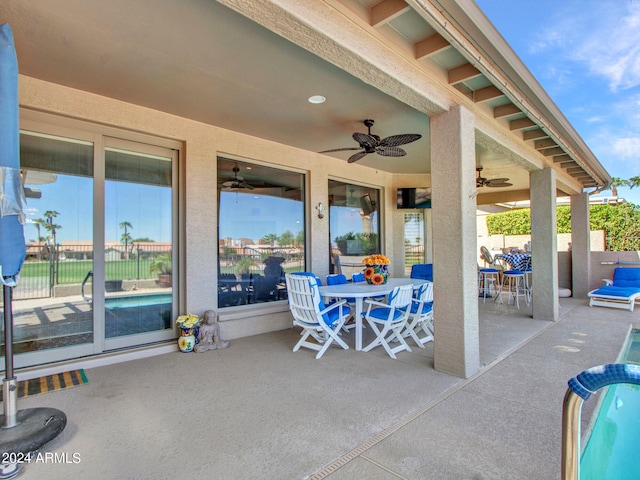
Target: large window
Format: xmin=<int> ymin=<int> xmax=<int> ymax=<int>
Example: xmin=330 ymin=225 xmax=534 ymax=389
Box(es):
xmin=217 ymin=158 xmax=305 ymax=307
xmin=329 ymin=180 xmax=380 ymax=274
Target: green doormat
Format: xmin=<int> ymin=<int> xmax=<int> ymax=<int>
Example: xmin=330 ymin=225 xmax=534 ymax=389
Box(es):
xmin=0 ymin=369 xmax=88 ymax=401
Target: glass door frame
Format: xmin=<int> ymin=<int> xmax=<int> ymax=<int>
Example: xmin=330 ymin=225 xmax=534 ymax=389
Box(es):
xmin=102 ymin=137 xmax=179 ymax=352
xmin=8 ymin=111 xmax=182 ymax=369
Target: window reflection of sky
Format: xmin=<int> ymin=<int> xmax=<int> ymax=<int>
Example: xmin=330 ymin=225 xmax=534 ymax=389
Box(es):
xmin=23 ymin=175 xmax=173 ymax=243
xmin=219 ymin=191 xmax=303 ymax=241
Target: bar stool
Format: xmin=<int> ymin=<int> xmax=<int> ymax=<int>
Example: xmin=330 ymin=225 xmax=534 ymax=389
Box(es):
xmin=523 ymin=257 xmax=532 ymax=305
xmin=499 ymin=269 xmax=526 ymax=308
xmin=478 ymin=268 xmax=500 ymax=303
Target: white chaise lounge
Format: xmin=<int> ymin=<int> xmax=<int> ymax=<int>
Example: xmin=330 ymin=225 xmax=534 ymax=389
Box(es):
xmin=588 ymin=267 xmax=640 ymax=312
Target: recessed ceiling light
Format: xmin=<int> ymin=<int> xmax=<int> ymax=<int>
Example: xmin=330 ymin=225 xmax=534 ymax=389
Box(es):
xmin=308 ymin=95 xmax=326 ymax=104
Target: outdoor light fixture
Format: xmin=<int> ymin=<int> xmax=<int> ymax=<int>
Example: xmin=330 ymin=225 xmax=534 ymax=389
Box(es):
xmin=316 ymin=202 xmax=325 ymax=218
xmin=308 ymin=95 xmax=326 ymax=104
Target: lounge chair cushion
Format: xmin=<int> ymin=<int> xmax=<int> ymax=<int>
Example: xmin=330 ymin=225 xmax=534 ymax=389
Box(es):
xmin=613 ymin=268 xmax=640 ymax=287
xmin=588 ymin=286 xmax=640 ymax=299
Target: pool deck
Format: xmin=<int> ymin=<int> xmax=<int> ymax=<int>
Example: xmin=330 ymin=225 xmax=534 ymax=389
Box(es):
xmin=8 ymin=297 xmax=639 ymax=479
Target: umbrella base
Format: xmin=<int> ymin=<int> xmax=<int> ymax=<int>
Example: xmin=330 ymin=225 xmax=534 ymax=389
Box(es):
xmin=0 ymin=407 xmax=66 ymax=455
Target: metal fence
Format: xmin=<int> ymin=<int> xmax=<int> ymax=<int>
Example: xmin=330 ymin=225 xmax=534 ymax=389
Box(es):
xmin=11 ymin=243 xmax=172 ymax=301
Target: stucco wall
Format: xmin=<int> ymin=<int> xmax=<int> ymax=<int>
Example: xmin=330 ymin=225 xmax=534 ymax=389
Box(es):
xmin=19 ymin=75 xmax=415 ymax=340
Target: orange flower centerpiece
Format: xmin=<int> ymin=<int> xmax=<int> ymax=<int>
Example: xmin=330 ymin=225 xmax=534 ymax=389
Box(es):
xmin=362 ymin=254 xmax=390 ymax=285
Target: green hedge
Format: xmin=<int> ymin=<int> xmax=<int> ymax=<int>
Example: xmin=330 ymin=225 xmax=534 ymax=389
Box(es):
xmin=485 ymin=203 xmax=640 ymax=251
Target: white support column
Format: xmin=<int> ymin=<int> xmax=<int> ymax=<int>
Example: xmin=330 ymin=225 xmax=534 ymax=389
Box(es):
xmin=570 ymin=193 xmax=591 ymax=298
xmin=431 ymin=105 xmax=479 ymax=378
xmin=530 ymin=168 xmax=559 ymax=320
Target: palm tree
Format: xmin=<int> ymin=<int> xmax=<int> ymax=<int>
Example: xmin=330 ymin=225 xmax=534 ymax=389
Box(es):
xmin=609 ymin=177 xmax=629 ymax=197
xmin=32 ymin=217 xmax=45 ymax=242
xmin=43 ymin=210 xmax=61 ymax=247
xmin=120 ymin=221 xmax=133 ymax=259
xmin=262 ymin=233 xmax=277 ymax=246
xmin=628 ymin=176 xmax=640 ymax=189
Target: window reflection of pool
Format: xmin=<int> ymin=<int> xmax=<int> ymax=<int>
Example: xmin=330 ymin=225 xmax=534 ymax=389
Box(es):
xmin=580 ymin=329 xmax=640 ymax=479
xmin=105 ymin=293 xmax=172 ymax=338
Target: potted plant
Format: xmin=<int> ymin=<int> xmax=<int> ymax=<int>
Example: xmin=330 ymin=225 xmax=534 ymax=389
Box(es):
xmin=150 ymin=253 xmax=173 ymax=288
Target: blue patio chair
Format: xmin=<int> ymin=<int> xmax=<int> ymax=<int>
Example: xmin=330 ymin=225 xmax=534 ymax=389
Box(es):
xmin=362 ymin=284 xmax=413 ymax=359
xmin=410 ymin=263 xmax=433 ymax=282
xmin=352 ymin=272 xmax=365 ymax=283
xmin=285 ymin=273 xmax=350 ymax=359
xmin=326 ymin=273 xmax=357 ymax=331
xmin=402 ymin=281 xmax=434 ymax=348
xmin=588 ymin=267 xmax=640 ymax=312
xmin=291 ymin=271 xmax=323 ymax=285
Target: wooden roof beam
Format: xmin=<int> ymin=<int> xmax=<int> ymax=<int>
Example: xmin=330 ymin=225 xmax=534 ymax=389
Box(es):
xmin=553 ymin=154 xmax=572 ymax=163
xmin=494 ymin=103 xmax=521 ymax=119
xmin=509 ymin=118 xmax=537 ymax=131
xmin=474 ymin=85 xmax=503 ymax=103
xmin=534 ymin=138 xmax=558 ymax=150
xmin=523 ymin=128 xmax=548 ymax=141
xmin=561 ymin=161 xmax=579 ymax=169
xmin=448 ymin=63 xmax=482 ymax=84
xmin=415 ymin=33 xmax=451 ymax=59
xmin=542 ymin=147 xmax=566 ymax=157
xmin=370 ymin=0 xmax=410 ymax=27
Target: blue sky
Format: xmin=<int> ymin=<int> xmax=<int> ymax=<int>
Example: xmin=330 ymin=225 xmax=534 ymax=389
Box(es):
xmin=476 ymin=0 xmax=640 ymax=204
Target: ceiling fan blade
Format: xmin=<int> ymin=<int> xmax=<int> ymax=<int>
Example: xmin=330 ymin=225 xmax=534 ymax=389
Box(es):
xmin=352 ymin=132 xmax=378 ymax=148
xmin=486 ymin=178 xmax=510 ymax=184
xmin=376 ymin=146 xmax=406 ymax=157
xmin=347 ymin=151 xmax=368 ymax=163
xmin=319 ymin=147 xmax=362 ymax=153
xmin=379 ymin=133 xmax=421 ymax=147
xmin=486 ymin=181 xmax=513 ymax=188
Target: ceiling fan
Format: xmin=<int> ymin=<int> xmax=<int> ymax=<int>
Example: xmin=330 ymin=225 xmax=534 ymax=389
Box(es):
xmin=476 ymin=167 xmax=512 ymax=188
xmin=319 ymin=119 xmax=421 ymax=163
xmin=221 ymin=163 xmax=255 ymax=190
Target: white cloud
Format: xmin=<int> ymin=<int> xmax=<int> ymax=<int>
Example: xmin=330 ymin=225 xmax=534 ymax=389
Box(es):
xmin=611 ymin=137 xmax=640 ymax=160
xmin=570 ymin=3 xmax=640 ymax=91
xmin=529 ymin=2 xmax=640 ymax=92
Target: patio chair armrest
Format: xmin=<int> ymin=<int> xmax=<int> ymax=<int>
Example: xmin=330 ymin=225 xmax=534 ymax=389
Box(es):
xmin=603 ymin=279 xmax=613 ymax=286
xmin=363 ymin=298 xmax=388 ymax=308
xmin=319 ymin=298 xmax=347 ymax=316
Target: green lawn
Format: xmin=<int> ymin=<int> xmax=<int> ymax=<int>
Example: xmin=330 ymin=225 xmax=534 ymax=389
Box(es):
xmin=21 ymin=260 xmax=156 ymax=284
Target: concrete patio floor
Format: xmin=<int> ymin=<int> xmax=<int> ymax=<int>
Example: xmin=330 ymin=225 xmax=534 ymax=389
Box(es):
xmin=6 ymin=297 xmax=638 ymax=479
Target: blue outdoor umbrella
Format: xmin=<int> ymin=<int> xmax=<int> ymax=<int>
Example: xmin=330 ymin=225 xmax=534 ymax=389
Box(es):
xmin=0 ymin=23 xmax=65 ymax=478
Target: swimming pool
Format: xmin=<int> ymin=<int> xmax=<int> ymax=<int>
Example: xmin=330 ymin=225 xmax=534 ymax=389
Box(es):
xmin=580 ymin=329 xmax=640 ymax=479
xmin=105 ymin=293 xmax=172 ymax=309
xmin=105 ymin=293 xmax=173 ymax=337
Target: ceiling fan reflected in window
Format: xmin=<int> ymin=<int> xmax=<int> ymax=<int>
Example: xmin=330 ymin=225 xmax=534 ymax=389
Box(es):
xmin=476 ymin=167 xmax=512 ymax=188
xmin=319 ymin=119 xmax=422 ymax=164
xmin=221 ymin=162 xmax=255 ymax=190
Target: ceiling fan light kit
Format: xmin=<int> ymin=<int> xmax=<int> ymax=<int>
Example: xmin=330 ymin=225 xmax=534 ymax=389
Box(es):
xmin=319 ymin=119 xmax=421 ymax=163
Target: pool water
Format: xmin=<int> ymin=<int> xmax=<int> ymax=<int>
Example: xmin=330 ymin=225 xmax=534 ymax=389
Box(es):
xmin=105 ymin=293 xmax=172 ymax=338
xmin=105 ymin=293 xmax=172 ymax=309
xmin=580 ymin=329 xmax=640 ymax=480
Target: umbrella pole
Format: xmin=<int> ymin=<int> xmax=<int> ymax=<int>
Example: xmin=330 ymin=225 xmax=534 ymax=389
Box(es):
xmin=3 ymin=284 xmax=19 ymax=428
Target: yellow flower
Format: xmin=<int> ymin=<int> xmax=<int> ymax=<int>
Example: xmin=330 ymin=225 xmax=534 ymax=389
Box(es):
xmin=176 ymin=313 xmax=200 ymax=329
xmin=362 ymin=254 xmax=390 ymax=266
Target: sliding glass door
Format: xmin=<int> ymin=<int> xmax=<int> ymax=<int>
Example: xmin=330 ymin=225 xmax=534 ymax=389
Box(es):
xmin=103 ymin=139 xmax=177 ymax=350
xmin=1 ymin=116 xmax=179 ymax=369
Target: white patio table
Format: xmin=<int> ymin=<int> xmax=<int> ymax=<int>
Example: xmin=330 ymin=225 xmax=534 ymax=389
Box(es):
xmin=319 ymin=277 xmax=427 ymax=351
